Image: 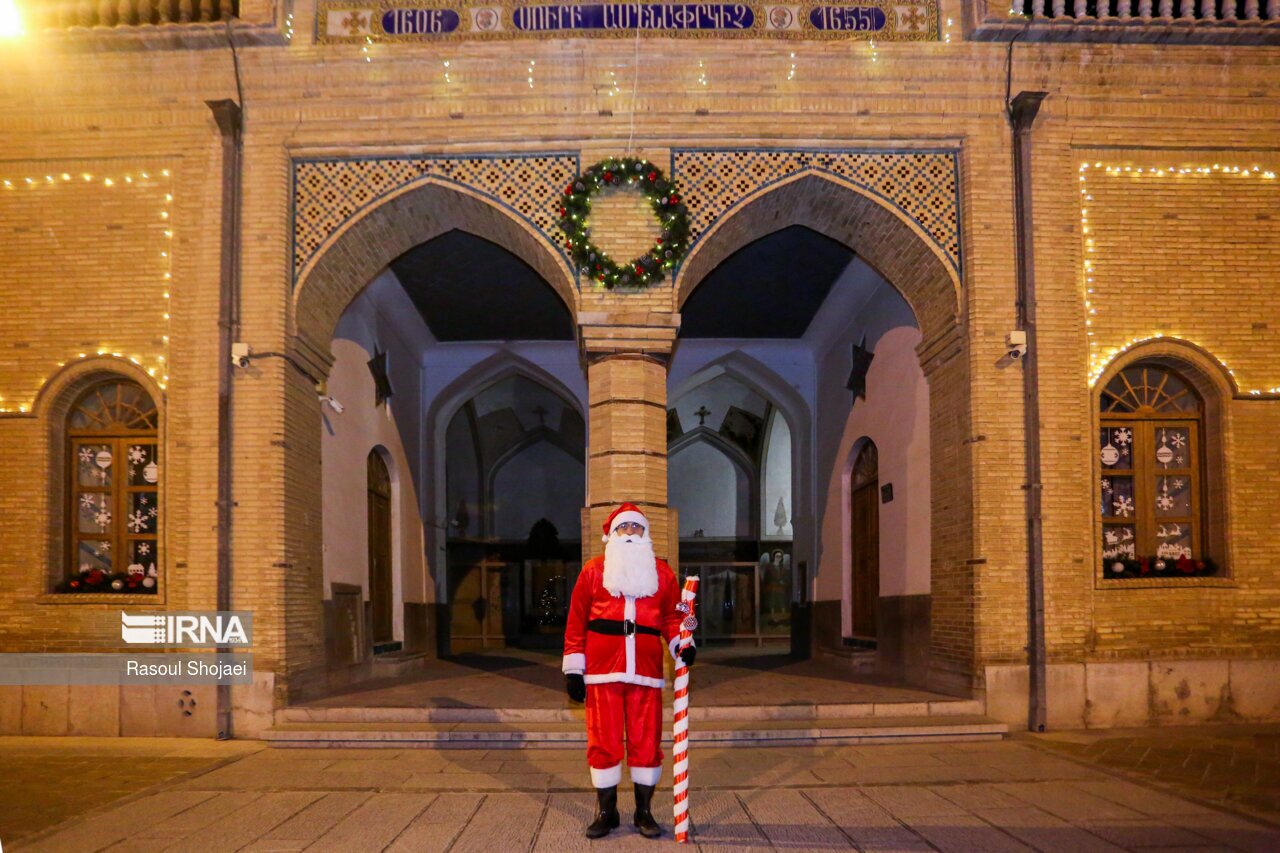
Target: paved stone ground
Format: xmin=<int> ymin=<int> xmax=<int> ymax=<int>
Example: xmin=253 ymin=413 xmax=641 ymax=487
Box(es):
xmin=304 ymin=648 xmax=950 ymax=711
xmin=8 ymin=733 xmax=1280 ymax=852
xmin=1033 ymin=726 xmax=1280 ymax=821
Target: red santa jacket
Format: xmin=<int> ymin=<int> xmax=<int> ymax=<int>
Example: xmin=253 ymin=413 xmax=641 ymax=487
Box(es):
xmin=562 ymin=556 xmax=687 ymax=688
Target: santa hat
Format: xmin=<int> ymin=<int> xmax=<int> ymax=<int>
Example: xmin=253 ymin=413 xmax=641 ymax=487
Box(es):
xmin=602 ymin=503 xmax=648 ymax=542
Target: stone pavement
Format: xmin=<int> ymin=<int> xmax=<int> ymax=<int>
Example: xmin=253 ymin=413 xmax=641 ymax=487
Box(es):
xmin=8 ymin=733 xmax=1280 ymax=852
xmin=1033 ymin=726 xmax=1280 ymax=822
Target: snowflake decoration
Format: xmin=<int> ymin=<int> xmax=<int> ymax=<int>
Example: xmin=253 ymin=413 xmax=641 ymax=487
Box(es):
xmin=128 ymin=446 xmax=147 ymax=464
xmin=1114 ymin=428 xmax=1132 ymax=446
xmin=140 ymin=496 xmax=148 ymax=506
xmin=1101 ymin=478 xmax=1112 ymax=491
xmin=1170 ymin=433 xmax=1186 ymax=449
xmin=1174 ymin=455 xmax=1185 ymax=465
xmin=127 ymin=510 xmax=148 ymax=533
xmin=79 ymin=494 xmax=96 ymax=509
xmin=137 ymin=542 xmax=150 ymax=556
xmin=78 ymin=447 xmax=94 ymax=464
xmin=1113 ymin=495 xmax=1134 ymax=516
xmin=148 ymin=506 xmax=158 ymax=518
xmin=1172 ymin=478 xmax=1185 ymax=490
xmin=1157 ymin=494 xmax=1175 ymax=512
xmin=97 ymin=541 xmax=110 ymax=553
xmin=93 ymin=509 xmax=112 ymax=527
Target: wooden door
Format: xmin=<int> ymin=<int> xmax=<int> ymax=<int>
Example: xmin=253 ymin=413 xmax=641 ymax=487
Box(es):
xmin=367 ymin=451 xmax=393 ymax=645
xmin=849 ymin=442 xmax=879 ymax=639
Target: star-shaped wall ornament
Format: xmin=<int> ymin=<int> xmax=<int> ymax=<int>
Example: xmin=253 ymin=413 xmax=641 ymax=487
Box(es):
xmin=847 ymin=340 xmax=874 ymax=402
xmin=367 ymin=348 xmax=394 ymax=407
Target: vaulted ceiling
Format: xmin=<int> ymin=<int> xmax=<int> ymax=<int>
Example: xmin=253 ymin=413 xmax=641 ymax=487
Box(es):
xmin=390 ymin=230 xmax=575 ymax=342
xmin=679 ymin=225 xmax=855 ymax=338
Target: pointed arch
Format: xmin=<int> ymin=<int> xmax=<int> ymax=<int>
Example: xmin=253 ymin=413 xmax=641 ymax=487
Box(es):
xmin=674 ymin=171 xmax=961 ymax=351
xmin=292 ymin=178 xmax=578 ymax=360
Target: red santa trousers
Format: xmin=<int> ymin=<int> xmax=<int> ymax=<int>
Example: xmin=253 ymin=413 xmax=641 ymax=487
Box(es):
xmin=585 ymin=681 xmax=663 ymax=787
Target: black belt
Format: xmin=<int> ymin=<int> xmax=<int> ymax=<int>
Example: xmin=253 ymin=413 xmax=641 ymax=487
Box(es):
xmin=588 ymin=618 xmax=660 ymax=637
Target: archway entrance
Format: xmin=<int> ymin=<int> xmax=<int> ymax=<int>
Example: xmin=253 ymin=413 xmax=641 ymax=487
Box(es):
xmin=367 ymin=449 xmax=394 ymax=649
xmin=849 ymin=441 xmax=879 ymax=642
xmin=443 ymin=374 xmax=585 ymax=651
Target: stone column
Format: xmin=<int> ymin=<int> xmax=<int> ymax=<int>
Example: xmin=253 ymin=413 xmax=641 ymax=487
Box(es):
xmin=580 ymin=314 xmax=678 ymax=564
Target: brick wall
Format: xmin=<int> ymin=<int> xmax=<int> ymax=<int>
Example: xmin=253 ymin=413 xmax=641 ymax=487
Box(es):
xmin=1 ymin=16 xmax=1278 ymax=722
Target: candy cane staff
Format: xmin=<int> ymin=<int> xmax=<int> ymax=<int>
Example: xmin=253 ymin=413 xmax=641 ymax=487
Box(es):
xmin=562 ymin=503 xmax=696 ymax=839
xmin=672 ymin=575 xmax=700 ymax=843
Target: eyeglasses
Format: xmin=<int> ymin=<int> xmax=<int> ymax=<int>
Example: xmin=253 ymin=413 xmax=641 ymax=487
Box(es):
xmin=614 ymin=521 xmax=646 ymax=535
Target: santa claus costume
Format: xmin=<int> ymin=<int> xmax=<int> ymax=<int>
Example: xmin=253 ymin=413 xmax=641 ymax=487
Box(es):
xmin=562 ymin=503 xmax=696 ymax=839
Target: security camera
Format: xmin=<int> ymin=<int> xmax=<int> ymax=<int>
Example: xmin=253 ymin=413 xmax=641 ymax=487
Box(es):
xmin=231 ymin=342 xmax=251 ymax=369
xmin=1005 ymin=331 xmax=1028 ymax=360
xmin=321 ymin=395 xmax=345 ymax=414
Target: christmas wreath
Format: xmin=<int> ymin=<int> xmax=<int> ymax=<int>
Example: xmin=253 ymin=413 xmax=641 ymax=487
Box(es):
xmin=1103 ymin=555 xmax=1218 ymax=579
xmin=559 ymin=157 xmax=691 ymax=289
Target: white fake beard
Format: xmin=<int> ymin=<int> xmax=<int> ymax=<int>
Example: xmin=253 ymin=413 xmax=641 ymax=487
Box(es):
xmin=602 ymin=533 xmax=659 ymax=598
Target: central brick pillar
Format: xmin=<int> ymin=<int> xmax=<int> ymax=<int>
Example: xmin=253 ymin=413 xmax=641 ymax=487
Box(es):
xmin=581 ymin=317 xmax=678 ymax=564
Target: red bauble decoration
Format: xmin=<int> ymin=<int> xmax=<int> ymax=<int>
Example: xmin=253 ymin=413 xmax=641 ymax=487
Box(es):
xmin=87 ymin=569 xmax=104 ymax=584
xmin=647 ymin=171 xmax=657 ymax=181
xmin=560 ymin=207 xmax=566 ymax=216
xmin=69 ymin=580 xmax=81 ymax=589
xmin=603 ymin=171 xmax=614 ymax=183
xmin=669 ymin=194 xmax=680 ymax=204
xmin=564 ymin=185 xmax=573 ymax=196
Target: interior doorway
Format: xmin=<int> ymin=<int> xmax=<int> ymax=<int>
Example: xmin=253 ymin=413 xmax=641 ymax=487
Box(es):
xmin=849 ymin=440 xmax=879 ymax=642
xmin=367 ymin=449 xmax=394 ymax=649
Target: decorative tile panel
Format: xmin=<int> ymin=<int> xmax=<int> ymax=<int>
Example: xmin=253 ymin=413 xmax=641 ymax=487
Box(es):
xmin=291 ymin=152 xmax=579 ymax=285
xmin=672 ymin=148 xmax=962 ymax=280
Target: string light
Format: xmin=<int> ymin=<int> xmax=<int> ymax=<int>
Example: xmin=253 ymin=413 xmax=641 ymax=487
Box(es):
xmin=787 ymin=52 xmax=796 ymax=81
xmin=362 ymin=34 xmax=372 ymax=62
xmin=944 ymin=18 xmax=954 ymax=43
xmin=1080 ymin=161 xmax=1279 ymax=396
xmin=697 ymin=60 xmax=707 ymax=87
xmin=284 ymin=12 xmax=294 ymax=41
xmin=0 ymin=166 xmax=174 ymax=412
xmin=442 ymin=60 xmax=452 ymax=85
xmin=527 ymin=58 xmax=535 ymax=89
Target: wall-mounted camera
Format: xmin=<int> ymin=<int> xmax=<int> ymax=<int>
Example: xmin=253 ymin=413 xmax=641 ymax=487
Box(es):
xmin=996 ymin=330 xmax=1029 ymax=370
xmin=231 ymin=342 xmax=252 ymax=369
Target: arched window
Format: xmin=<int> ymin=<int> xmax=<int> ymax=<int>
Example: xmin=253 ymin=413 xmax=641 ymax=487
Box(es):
xmin=60 ymin=380 xmax=159 ymax=593
xmin=1099 ymin=363 xmax=1206 ymax=573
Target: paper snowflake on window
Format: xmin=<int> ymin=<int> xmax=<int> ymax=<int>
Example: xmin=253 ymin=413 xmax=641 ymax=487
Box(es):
xmin=1114 ymin=428 xmax=1132 ymax=446
xmin=97 ymin=541 xmax=110 ymax=553
xmin=128 ymin=446 xmax=147 ymax=464
xmin=1113 ymin=496 xmax=1134 ymax=516
xmin=93 ymin=509 xmax=112 ymax=527
xmin=1172 ymin=479 xmax=1185 ymax=490
xmin=1174 ymin=456 xmax=1185 ymax=465
xmin=140 ymin=496 xmax=148 ymax=506
xmin=127 ymin=510 xmax=148 ymax=533
xmin=1157 ymin=494 xmax=1175 ymax=511
xmin=148 ymin=507 xmax=158 ymax=518
xmin=79 ymin=494 xmax=96 ymax=509
xmin=137 ymin=542 xmax=151 ymax=556
xmin=1170 ymin=433 xmax=1186 ymax=449
xmin=78 ymin=447 xmax=94 ymax=464
xmin=1101 ymin=478 xmax=1111 ymax=491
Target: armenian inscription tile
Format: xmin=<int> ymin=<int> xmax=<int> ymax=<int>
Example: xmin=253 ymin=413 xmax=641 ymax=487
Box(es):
xmin=317 ymin=0 xmax=939 ymax=42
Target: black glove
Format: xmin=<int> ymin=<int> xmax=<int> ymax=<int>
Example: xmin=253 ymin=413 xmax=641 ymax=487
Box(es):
xmin=565 ymin=672 xmax=586 ymax=703
xmin=678 ymin=646 xmax=696 ymax=668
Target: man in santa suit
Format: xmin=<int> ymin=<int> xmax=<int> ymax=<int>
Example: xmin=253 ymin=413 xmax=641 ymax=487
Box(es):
xmin=562 ymin=502 xmax=695 ymax=839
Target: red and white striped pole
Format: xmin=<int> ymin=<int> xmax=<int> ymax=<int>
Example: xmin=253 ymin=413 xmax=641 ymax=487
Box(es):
xmin=672 ymin=575 xmax=699 ymax=844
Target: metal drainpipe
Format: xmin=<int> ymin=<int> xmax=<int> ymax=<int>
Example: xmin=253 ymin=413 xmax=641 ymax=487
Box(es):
xmin=207 ymin=98 xmax=242 ymax=740
xmin=1008 ymin=90 xmax=1048 ymax=733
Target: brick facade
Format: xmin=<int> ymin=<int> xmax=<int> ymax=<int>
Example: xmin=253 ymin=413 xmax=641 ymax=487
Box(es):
xmin=1 ymin=1 xmax=1278 ymax=734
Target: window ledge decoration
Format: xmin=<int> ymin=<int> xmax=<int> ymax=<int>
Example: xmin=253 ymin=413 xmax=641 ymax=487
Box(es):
xmin=559 ymin=157 xmax=690 ymax=289
xmin=55 ymin=567 xmax=158 ymax=594
xmin=1102 ymin=555 xmax=1218 ymax=581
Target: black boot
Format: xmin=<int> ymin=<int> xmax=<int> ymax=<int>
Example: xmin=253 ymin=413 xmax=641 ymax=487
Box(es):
xmin=633 ymin=783 xmax=662 ymax=838
xmin=585 ymin=785 xmax=620 ymax=838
